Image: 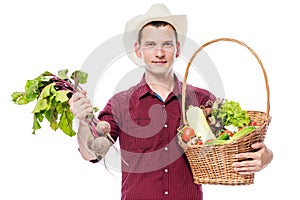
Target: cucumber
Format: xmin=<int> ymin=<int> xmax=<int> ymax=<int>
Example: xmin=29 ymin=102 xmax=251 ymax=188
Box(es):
xmin=217 ymin=133 xmax=230 ymax=140
xmin=230 ymin=126 xmax=256 ymax=141
xmin=205 ymin=139 xmax=229 ymax=146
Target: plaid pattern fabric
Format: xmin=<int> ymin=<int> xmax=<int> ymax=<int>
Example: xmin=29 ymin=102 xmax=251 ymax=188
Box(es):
xmin=98 ymin=74 xmax=215 ymax=200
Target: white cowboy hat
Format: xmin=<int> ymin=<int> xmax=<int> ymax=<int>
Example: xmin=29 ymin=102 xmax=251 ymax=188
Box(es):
xmin=124 ymin=3 xmax=187 ymax=67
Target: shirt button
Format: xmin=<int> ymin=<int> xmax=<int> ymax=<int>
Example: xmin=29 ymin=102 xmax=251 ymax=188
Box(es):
xmin=163 ymin=104 xmax=166 ymax=108
xmin=164 ymin=168 xmax=168 ymax=173
xmin=164 ymin=147 xmax=168 ymax=151
xmin=164 ymin=191 xmax=169 ymax=195
xmin=164 ymin=124 xmax=168 ymax=128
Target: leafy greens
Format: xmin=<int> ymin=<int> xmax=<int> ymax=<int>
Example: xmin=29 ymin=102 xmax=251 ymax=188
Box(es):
xmin=11 ymin=69 xmax=91 ymax=136
xmin=207 ymin=98 xmax=250 ymax=136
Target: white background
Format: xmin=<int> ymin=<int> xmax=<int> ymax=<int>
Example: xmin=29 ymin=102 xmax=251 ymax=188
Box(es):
xmin=1 ymin=0 xmax=299 ymax=199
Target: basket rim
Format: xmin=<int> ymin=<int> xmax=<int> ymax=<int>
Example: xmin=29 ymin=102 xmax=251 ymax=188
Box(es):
xmin=181 ymin=38 xmax=270 ymax=125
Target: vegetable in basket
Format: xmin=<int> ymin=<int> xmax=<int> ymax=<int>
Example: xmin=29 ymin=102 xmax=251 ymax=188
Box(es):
xmin=208 ymin=98 xmax=251 ymax=136
xmin=181 ymin=126 xmax=196 ymax=143
xmin=186 ymin=105 xmax=216 ymax=143
xmin=229 ymin=125 xmax=256 ymax=141
xmin=181 ymin=98 xmax=259 ymax=145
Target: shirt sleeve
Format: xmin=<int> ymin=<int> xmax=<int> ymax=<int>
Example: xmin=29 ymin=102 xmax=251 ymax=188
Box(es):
xmin=97 ymin=98 xmax=120 ymax=142
xmin=186 ymin=85 xmax=216 ymax=107
xmin=200 ymin=89 xmax=216 ymax=105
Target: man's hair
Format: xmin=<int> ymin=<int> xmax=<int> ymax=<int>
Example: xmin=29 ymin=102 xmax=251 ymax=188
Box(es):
xmin=137 ymin=21 xmax=178 ymax=43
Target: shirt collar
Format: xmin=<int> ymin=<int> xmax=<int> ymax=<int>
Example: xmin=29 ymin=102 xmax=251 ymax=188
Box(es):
xmin=137 ymin=73 xmax=183 ymax=100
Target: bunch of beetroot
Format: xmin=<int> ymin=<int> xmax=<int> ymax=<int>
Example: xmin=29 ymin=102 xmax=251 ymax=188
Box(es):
xmin=11 ymin=69 xmax=101 ymax=138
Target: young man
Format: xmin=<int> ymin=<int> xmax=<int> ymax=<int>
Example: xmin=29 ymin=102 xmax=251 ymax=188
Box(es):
xmin=69 ymin=4 xmax=273 ymax=200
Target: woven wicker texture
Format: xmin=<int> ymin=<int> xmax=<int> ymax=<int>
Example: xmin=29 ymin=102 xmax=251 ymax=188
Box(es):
xmin=178 ymin=38 xmax=271 ymax=185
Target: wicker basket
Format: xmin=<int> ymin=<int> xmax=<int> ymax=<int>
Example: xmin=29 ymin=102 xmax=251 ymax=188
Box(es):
xmin=178 ymin=38 xmax=271 ymax=185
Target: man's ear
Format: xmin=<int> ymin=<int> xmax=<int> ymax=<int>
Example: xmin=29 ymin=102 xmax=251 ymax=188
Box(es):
xmin=175 ymin=42 xmax=181 ymax=58
xmin=134 ymin=42 xmax=142 ymax=58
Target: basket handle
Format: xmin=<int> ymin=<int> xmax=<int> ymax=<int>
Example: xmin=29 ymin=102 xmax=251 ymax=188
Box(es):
xmin=181 ymin=38 xmax=270 ymax=125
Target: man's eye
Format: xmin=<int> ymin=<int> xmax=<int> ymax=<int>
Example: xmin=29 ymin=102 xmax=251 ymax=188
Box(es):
xmin=145 ymin=43 xmax=156 ymax=47
xmin=163 ymin=42 xmax=174 ymax=48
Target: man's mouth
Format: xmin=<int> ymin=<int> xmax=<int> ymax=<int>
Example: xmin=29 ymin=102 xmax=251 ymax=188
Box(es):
xmin=152 ymin=61 xmax=167 ymax=64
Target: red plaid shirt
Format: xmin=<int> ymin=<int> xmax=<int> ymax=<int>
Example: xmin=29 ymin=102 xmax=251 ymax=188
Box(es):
xmin=98 ymin=74 xmax=215 ymax=200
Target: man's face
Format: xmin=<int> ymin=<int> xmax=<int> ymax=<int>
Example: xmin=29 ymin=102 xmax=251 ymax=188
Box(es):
xmin=135 ymin=24 xmax=180 ymax=75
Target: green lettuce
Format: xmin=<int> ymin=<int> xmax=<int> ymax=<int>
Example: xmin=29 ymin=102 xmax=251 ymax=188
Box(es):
xmin=209 ymin=98 xmax=250 ymax=135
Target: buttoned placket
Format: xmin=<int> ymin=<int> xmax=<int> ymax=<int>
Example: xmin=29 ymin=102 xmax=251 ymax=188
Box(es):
xmin=161 ymin=102 xmax=170 ymax=198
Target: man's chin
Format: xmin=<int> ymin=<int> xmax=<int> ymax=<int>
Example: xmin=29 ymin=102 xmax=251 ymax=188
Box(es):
xmin=146 ymin=65 xmax=171 ymax=74
xmin=148 ymin=70 xmax=171 ymax=77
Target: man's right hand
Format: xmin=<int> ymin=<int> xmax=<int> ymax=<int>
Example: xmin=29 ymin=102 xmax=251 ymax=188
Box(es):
xmin=69 ymin=91 xmax=94 ymax=124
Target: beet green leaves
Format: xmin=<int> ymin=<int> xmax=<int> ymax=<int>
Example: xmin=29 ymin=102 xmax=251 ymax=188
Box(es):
xmin=11 ymin=69 xmax=88 ymax=136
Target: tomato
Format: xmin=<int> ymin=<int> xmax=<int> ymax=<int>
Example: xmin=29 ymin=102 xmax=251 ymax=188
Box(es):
xmin=181 ymin=127 xmax=195 ymax=143
xmin=256 ymin=122 xmax=262 ymax=126
xmin=195 ymin=141 xmax=203 ymax=145
xmin=249 ymin=121 xmax=257 ymax=126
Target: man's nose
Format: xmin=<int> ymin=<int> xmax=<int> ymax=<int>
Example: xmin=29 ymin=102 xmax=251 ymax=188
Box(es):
xmin=155 ymin=47 xmax=165 ymax=58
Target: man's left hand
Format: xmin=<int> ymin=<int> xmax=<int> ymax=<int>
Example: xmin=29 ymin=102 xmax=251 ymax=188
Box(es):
xmin=232 ymin=143 xmax=273 ymax=174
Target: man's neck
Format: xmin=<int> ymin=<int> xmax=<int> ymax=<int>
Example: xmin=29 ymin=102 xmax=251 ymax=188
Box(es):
xmin=145 ymin=71 xmax=175 ymax=101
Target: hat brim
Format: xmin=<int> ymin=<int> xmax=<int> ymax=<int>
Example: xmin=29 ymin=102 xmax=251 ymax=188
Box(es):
xmin=124 ymin=14 xmax=187 ymax=67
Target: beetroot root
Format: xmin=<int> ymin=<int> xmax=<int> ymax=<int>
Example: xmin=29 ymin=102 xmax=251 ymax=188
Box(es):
xmin=91 ymin=136 xmax=111 ymax=160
